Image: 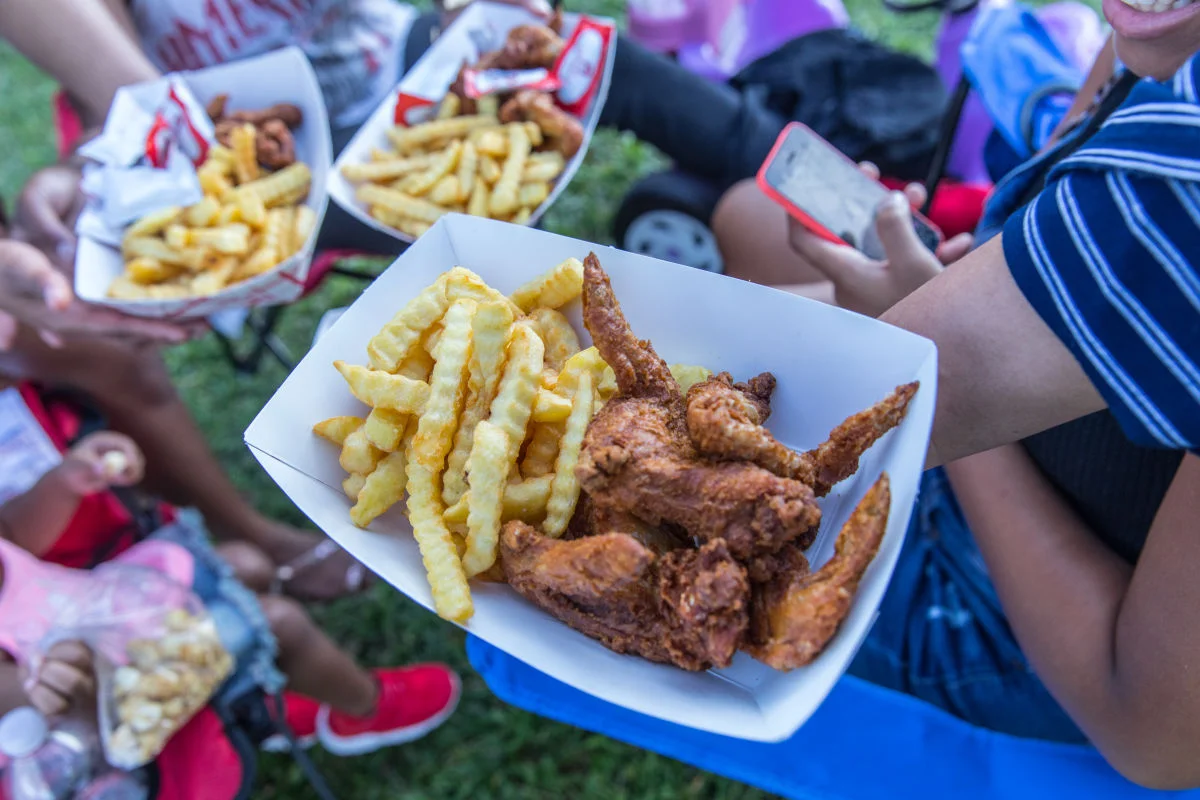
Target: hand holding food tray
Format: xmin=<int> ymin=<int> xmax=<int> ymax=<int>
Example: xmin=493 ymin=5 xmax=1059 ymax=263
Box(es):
xmin=244 ymin=215 xmax=938 ymax=742
xmin=74 ymin=47 xmax=332 ymax=321
xmin=329 ymin=2 xmax=616 ymax=242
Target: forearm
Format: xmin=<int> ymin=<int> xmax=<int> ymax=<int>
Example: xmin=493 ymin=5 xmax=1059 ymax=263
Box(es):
xmin=945 ymin=448 xmax=1177 ymax=778
xmin=0 ymin=0 xmax=158 ymax=127
xmin=0 ymin=475 xmax=83 ymax=557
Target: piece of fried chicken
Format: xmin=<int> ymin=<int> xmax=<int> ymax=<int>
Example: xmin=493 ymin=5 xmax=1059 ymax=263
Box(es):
xmin=687 ymin=374 xmax=918 ymax=497
xmin=745 ymin=474 xmax=890 ymax=670
xmin=501 ymin=521 xmax=749 ymax=670
xmin=499 ymin=90 xmax=584 ymax=157
xmin=575 ymin=254 xmax=823 ymax=562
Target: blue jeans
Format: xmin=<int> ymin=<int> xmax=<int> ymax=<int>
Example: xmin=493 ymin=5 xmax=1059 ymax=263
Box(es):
xmin=848 ymin=469 xmax=1086 ymax=743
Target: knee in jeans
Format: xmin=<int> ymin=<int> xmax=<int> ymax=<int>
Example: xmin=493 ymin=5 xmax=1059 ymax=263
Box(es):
xmin=258 ymin=595 xmax=312 ymax=651
xmin=217 ymin=542 xmax=275 ymax=593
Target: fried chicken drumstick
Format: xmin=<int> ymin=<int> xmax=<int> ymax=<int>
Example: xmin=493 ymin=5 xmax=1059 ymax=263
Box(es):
xmin=746 ymin=474 xmax=891 ymax=670
xmin=576 ymin=254 xmax=823 ymax=562
xmin=501 ymin=522 xmax=749 ymax=670
xmin=687 ymin=375 xmax=917 ymax=497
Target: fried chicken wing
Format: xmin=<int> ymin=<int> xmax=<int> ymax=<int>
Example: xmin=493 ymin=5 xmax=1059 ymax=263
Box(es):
xmin=501 ymin=521 xmax=749 ymax=670
xmin=746 ymin=474 xmax=890 ymax=670
xmin=577 ymin=254 xmax=822 ymax=561
xmin=499 ymin=90 xmax=584 ymax=158
xmin=687 ymin=376 xmax=917 ymax=497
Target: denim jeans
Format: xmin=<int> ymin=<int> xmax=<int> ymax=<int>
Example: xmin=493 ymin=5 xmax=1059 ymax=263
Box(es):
xmin=848 ymin=469 xmax=1087 ymax=743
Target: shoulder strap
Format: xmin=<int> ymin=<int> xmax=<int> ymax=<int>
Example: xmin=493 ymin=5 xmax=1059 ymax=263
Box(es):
xmin=1046 ymin=34 xmax=1117 ymax=147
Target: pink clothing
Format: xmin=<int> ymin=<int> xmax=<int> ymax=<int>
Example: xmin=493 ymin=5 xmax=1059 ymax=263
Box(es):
xmin=0 ymin=538 xmax=194 ymax=668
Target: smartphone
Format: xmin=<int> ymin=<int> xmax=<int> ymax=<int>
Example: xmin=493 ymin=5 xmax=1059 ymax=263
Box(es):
xmin=756 ymin=123 xmax=942 ymax=260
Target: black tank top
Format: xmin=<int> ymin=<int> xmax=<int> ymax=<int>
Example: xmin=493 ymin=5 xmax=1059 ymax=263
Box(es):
xmin=1007 ymin=72 xmax=1182 ymax=563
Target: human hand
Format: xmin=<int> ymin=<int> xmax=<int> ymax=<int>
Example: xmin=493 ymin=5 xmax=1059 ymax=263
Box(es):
xmin=58 ymin=432 xmax=145 ymax=495
xmin=441 ymin=0 xmax=553 ymax=27
xmin=0 ymin=240 xmax=193 ymax=348
xmin=12 ymin=166 xmax=86 ymax=273
xmin=786 ymin=164 xmax=974 ymax=318
xmin=26 ymin=641 xmax=96 ymax=718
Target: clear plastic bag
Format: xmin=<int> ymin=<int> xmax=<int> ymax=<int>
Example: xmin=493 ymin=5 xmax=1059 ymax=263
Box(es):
xmin=16 ymin=560 xmax=233 ymax=770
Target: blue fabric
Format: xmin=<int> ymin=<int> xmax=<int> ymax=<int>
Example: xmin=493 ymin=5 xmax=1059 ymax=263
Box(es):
xmin=847 ymin=471 xmax=1083 ymax=742
xmin=960 ymin=3 xmax=1084 ymax=158
xmin=1004 ymin=54 xmax=1200 ymax=454
xmin=468 ymin=636 xmax=1200 ymax=800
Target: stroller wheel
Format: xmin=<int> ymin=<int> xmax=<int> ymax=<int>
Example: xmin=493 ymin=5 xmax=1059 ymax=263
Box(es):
xmin=614 ymin=171 xmax=725 ymax=273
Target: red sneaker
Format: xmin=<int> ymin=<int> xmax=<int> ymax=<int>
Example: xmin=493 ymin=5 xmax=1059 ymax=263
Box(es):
xmin=316 ymin=664 xmax=461 ymax=757
xmin=262 ymin=692 xmax=320 ymax=752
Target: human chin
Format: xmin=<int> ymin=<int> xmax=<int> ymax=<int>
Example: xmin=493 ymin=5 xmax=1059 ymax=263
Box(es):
xmin=1105 ymin=0 xmax=1200 ymax=78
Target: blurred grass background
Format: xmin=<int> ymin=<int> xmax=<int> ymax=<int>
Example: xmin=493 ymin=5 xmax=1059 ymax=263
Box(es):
xmin=0 ymin=1 xmax=963 ymax=797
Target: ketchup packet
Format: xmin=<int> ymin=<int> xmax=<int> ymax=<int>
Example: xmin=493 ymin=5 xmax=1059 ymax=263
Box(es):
xmin=461 ymin=67 xmax=562 ymax=98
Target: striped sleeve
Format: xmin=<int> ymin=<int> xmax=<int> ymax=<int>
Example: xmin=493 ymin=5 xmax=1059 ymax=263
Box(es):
xmin=1003 ymin=55 xmax=1200 ymax=454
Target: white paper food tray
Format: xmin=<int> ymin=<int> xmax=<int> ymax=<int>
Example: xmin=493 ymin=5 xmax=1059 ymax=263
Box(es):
xmin=75 ymin=46 xmax=332 ymax=320
xmin=244 ymin=215 xmax=938 ymax=742
xmin=328 ymin=2 xmax=616 ymax=243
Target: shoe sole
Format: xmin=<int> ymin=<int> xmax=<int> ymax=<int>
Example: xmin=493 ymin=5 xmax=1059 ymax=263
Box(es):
xmin=316 ymin=672 xmax=462 ymax=757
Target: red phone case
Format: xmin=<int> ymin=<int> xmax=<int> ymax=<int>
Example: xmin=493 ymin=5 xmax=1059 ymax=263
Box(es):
xmin=755 ymin=122 xmax=942 ymax=249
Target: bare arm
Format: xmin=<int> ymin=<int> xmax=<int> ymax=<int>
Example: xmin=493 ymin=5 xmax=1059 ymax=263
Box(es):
xmin=0 ymin=470 xmax=85 ymax=558
xmin=0 ymin=0 xmax=158 ymax=127
xmin=880 ymin=237 xmax=1105 ymax=466
xmin=946 ymin=449 xmax=1200 ymax=788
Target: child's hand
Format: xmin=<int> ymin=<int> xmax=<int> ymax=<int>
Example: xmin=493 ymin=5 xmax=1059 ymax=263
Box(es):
xmin=59 ymin=432 xmax=144 ymax=494
xmin=26 ymin=641 xmax=95 ymax=718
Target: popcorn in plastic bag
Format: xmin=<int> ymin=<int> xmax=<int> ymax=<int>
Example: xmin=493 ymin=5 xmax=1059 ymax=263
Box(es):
xmin=8 ymin=549 xmax=232 ymax=770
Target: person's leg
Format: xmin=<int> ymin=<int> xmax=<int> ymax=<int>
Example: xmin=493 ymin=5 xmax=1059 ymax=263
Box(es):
xmin=599 ymin=38 xmax=788 ymax=192
xmin=849 ymin=469 xmax=1087 ymax=743
xmin=0 ymin=327 xmax=365 ymax=601
xmin=711 ymin=180 xmax=833 ymax=288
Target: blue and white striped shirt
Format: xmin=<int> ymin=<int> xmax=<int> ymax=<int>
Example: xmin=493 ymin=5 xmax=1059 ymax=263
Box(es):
xmin=1002 ymin=54 xmax=1200 ymax=454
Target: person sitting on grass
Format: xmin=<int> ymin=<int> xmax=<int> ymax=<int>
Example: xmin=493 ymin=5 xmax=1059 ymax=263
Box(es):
xmin=0 ymin=425 xmax=460 ymax=759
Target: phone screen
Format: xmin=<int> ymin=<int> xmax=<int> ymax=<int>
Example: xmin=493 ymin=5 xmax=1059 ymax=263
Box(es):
xmin=763 ymin=127 xmax=940 ymax=258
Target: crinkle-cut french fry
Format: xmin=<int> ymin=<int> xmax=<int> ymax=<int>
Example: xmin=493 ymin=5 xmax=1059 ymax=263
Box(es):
xmin=430 ymin=175 xmax=462 ymax=207
xmin=184 ymin=197 xmax=221 ymax=228
xmin=510 ymin=257 xmax=584 ymax=312
xmin=461 ymin=420 xmax=509 ymax=576
xmin=366 ymin=273 xmax=451 ymax=372
xmin=473 ymin=129 xmax=507 ymax=158
xmin=443 ymin=474 xmax=553 ymax=526
xmin=291 ymin=206 xmax=316 ymax=256
xmin=313 ymin=415 xmax=365 ymax=445
xmin=540 ymin=369 xmax=558 ymax=390
xmin=236 ymin=162 xmax=312 ymax=208
xmin=405 ymin=299 xmax=478 ymax=621
xmin=386 ymin=114 xmax=496 ymax=154
xmin=206 ymin=144 xmax=236 ymax=171
xmin=457 ymin=141 xmax=478 ymax=201
xmin=236 ymin=246 xmax=278 ymax=280
xmin=422 ymin=324 xmax=443 ymax=357
xmin=230 ymin=123 xmax=260 ymax=184
xmin=520 ymin=421 xmax=562 ymax=479
xmin=166 ymin=222 xmax=251 ymax=255
xmin=512 ymin=207 xmax=533 ymax=225
xmin=351 ymin=448 xmax=409 ymax=527
xmin=236 ymin=189 xmax=268 ymax=229
xmin=370 ymin=206 xmax=433 ymax=239
xmin=489 ymin=124 xmax=531 ymax=217
xmin=340 ymin=426 xmax=384 ymax=475
xmin=398 ymin=348 xmax=435 ymax=381
xmin=443 ymin=299 xmax=516 ymax=507
xmin=401 ymin=140 xmax=462 ymax=197
xmin=334 ymin=361 xmax=430 ymax=414
xmin=477 ymin=95 xmax=499 ymax=118
xmin=444 ymin=267 xmax=522 ymax=316
xmin=532 ymin=388 xmax=572 ymax=422
xmin=125 ymin=257 xmax=179 ymax=285
xmin=519 ymin=182 xmax=550 ymax=209
xmin=121 ymin=237 xmax=207 ymax=271
xmin=482 ymin=320 xmax=543 ymax=467
xmin=341 ymin=153 xmax=437 ymax=183
xmin=467 ymin=178 xmax=490 ymax=218
xmin=357 ymin=184 xmax=447 ymax=226
xmin=670 ymin=364 xmax=714 ymax=394
xmin=436 ymin=92 xmax=462 ymax=119
xmin=343 ymin=473 xmax=367 ymax=501
xmin=370 ymin=147 xmax=395 ymax=162
xmin=107 ymin=277 xmax=191 ymax=300
xmin=478 ymin=154 xmax=502 ymax=185
xmin=125 ymin=206 xmax=182 ymax=240
xmin=529 ymin=308 xmax=580 ymax=371
xmin=523 ymin=152 xmax=566 ymax=183
xmin=543 ymin=370 xmax=594 ymax=538
xmin=198 ymin=167 xmax=234 ymax=199
xmin=364 ymin=407 xmax=409 ymax=452
xmin=190 ymin=256 xmax=238 ymax=295
xmin=523 ymin=121 xmax=543 ymax=147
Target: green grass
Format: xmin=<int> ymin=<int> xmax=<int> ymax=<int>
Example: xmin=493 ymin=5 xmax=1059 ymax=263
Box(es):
xmin=0 ymin=3 xmax=947 ymax=797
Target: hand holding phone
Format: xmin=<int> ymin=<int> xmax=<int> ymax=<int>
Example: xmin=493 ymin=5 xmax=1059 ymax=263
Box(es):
xmin=756 ymin=123 xmax=942 ymax=260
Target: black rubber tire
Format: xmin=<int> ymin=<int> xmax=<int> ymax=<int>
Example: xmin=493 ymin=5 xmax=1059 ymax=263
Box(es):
xmin=613 ymin=170 xmax=725 ymax=272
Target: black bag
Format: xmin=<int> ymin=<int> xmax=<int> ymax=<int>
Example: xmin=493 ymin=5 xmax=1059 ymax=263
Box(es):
xmin=730 ymin=28 xmax=947 ymax=181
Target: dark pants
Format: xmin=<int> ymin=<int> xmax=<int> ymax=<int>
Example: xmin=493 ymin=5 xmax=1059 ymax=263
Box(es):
xmin=315 ymin=20 xmax=788 ymax=254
